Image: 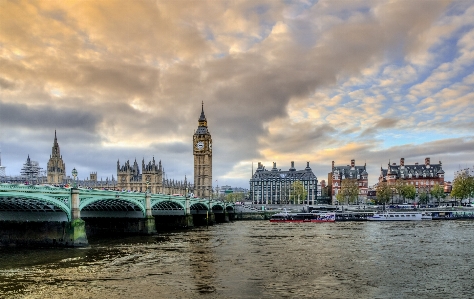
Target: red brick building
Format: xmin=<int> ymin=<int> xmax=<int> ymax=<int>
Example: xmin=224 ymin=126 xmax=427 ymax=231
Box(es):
xmin=328 ymin=159 xmax=369 ymax=204
xmin=378 ymin=157 xmax=445 ymax=194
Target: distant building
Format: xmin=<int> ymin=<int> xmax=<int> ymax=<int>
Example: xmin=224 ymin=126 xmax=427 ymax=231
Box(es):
xmin=0 ymin=151 xmax=6 ymax=177
xmin=328 ymin=159 xmax=368 ymax=204
xmin=249 ymin=161 xmax=318 ymax=204
xmin=218 ymin=185 xmax=249 ymax=198
xmin=47 ymin=131 xmax=66 ymax=184
xmin=379 ymin=157 xmax=445 ymax=193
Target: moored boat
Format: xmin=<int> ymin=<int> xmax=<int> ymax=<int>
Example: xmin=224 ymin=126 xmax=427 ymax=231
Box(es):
xmin=367 ymin=211 xmax=424 ymax=221
xmin=421 ymin=212 xmax=432 ymax=220
xmin=270 ymin=212 xmax=336 ymax=223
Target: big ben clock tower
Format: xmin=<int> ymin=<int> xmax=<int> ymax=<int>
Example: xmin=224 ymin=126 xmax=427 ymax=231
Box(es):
xmin=193 ymin=102 xmax=212 ymax=198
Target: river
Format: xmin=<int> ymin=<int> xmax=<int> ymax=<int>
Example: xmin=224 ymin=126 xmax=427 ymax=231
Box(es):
xmin=1 ymin=220 xmax=473 ymax=298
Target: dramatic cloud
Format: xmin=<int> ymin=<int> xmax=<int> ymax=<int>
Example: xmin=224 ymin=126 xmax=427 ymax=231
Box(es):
xmin=1 ymin=0 xmax=473 ymax=188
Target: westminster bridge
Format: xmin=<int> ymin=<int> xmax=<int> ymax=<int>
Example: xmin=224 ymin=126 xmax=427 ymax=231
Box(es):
xmin=0 ymin=183 xmax=235 ymax=247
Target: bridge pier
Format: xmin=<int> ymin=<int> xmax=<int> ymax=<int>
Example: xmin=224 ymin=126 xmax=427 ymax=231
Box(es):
xmin=142 ymin=193 xmax=157 ymax=234
xmin=183 ymin=196 xmax=194 ymax=227
xmin=66 ymin=219 xmax=88 ymax=247
xmin=68 ymin=188 xmax=88 ymax=247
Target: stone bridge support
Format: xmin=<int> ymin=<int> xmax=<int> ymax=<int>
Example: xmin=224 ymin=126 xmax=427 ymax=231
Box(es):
xmin=67 ymin=188 xmax=88 ymax=247
xmin=141 ymin=192 xmax=157 ymax=234
xmin=183 ymin=196 xmax=194 ymax=227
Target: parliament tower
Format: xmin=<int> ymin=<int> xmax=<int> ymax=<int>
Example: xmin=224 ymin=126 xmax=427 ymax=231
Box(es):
xmin=193 ymin=102 xmax=212 ymax=198
xmin=47 ymin=130 xmax=66 ymax=184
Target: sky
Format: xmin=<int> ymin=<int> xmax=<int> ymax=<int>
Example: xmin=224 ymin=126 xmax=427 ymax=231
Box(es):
xmin=1 ymin=0 xmax=474 ymax=189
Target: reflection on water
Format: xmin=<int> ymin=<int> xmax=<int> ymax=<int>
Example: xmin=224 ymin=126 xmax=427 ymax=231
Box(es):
xmin=1 ymin=221 xmax=474 ymax=298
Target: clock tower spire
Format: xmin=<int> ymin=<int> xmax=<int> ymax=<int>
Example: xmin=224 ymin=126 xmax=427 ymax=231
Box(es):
xmin=193 ymin=101 xmax=212 ymax=198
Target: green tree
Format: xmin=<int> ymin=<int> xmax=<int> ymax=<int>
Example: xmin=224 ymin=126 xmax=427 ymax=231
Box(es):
xmin=394 ymin=179 xmax=406 ymax=203
xmin=402 ymin=184 xmax=416 ymax=203
xmin=339 ymin=179 xmax=359 ymax=204
xmin=418 ymin=188 xmax=429 ymax=205
xmin=451 ymin=173 xmax=474 ymax=205
xmin=225 ymin=192 xmax=246 ymax=203
xmin=376 ymin=182 xmax=391 ymax=205
xmin=430 ymin=183 xmax=446 ymax=206
xmin=290 ymin=181 xmax=307 ymax=204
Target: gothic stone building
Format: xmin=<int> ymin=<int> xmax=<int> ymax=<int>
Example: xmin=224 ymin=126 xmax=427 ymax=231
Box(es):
xmin=47 ymin=131 xmax=66 ymax=184
xmin=250 ymin=161 xmax=318 ymax=204
xmin=379 ymin=157 xmax=445 ymax=193
xmin=193 ymin=102 xmax=212 ymax=198
xmin=328 ymin=159 xmax=368 ymax=204
xmin=116 ymin=158 xmax=163 ymax=193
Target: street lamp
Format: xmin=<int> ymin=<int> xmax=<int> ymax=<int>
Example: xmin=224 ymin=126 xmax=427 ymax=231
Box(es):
xmin=146 ymin=179 xmax=150 ymax=193
xmin=72 ymin=168 xmax=78 ymax=188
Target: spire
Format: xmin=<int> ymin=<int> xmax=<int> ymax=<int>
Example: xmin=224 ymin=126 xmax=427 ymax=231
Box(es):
xmin=199 ymin=101 xmax=206 ymax=121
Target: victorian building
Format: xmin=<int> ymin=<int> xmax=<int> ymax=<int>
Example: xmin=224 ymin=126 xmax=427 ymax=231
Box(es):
xmin=116 ymin=157 xmax=164 ymax=193
xmin=47 ymin=131 xmax=66 ymax=184
xmin=249 ymin=161 xmax=318 ymax=204
xmin=193 ymin=102 xmax=213 ymax=198
xmin=328 ymin=159 xmax=368 ymax=204
xmin=378 ymin=157 xmax=445 ymax=193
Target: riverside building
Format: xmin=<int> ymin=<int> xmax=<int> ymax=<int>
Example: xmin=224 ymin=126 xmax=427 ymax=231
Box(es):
xmin=249 ymin=161 xmax=318 ymax=204
xmin=378 ymin=157 xmax=445 ymax=193
xmin=328 ymin=159 xmax=369 ymax=204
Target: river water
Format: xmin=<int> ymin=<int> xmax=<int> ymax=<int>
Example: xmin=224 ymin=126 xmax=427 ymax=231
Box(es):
xmin=1 ymin=220 xmax=473 ymax=299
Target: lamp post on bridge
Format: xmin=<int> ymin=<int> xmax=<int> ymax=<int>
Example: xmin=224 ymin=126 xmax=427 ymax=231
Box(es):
xmin=146 ymin=179 xmax=150 ymax=194
xmin=72 ymin=168 xmax=78 ymax=188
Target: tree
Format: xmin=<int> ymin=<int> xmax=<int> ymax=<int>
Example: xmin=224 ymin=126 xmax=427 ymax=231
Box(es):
xmin=418 ymin=188 xmax=429 ymax=205
xmin=394 ymin=179 xmax=406 ymax=203
xmin=290 ymin=181 xmax=307 ymax=204
xmin=376 ymin=182 xmax=391 ymax=205
xmin=338 ymin=179 xmax=359 ymax=205
xmin=430 ymin=183 xmax=446 ymax=206
xmin=451 ymin=173 xmax=474 ymax=205
xmin=225 ymin=192 xmax=246 ymax=203
xmin=402 ymin=184 xmax=416 ymax=203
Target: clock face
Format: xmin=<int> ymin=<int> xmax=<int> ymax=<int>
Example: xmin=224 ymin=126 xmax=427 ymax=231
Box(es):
xmin=196 ymin=141 xmax=204 ymax=150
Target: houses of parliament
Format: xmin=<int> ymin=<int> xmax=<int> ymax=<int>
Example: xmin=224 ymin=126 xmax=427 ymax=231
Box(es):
xmin=2 ymin=105 xmax=213 ymax=197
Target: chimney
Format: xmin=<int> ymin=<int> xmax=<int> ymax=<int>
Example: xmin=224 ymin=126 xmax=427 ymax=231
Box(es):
xmin=351 ymin=159 xmax=355 ymax=167
xmin=273 ymin=162 xmax=276 ymax=168
xmin=290 ymin=161 xmax=295 ymax=171
xmin=425 ymin=157 xmax=430 ymax=166
xmin=400 ymin=158 xmax=405 ymax=166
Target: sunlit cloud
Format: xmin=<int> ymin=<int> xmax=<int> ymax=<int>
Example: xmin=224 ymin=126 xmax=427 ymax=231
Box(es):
xmin=0 ymin=0 xmax=473 ymax=187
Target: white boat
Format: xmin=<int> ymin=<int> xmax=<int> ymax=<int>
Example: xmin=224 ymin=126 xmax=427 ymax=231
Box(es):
xmin=367 ymin=211 xmax=425 ymax=221
xmin=421 ymin=212 xmax=432 ymax=220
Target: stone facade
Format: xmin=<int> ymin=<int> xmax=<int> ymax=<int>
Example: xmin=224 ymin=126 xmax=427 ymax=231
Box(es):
xmin=47 ymin=131 xmax=66 ymax=184
xmin=116 ymin=158 xmax=163 ymax=193
xmin=379 ymin=157 xmax=445 ymax=193
xmin=193 ymin=102 xmax=212 ymax=198
xmin=328 ymin=159 xmax=368 ymax=204
xmin=250 ymin=161 xmax=318 ymax=204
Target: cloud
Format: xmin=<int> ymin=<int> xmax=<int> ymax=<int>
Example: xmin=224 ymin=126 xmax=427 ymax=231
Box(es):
xmin=0 ymin=0 xmax=473 ymax=189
